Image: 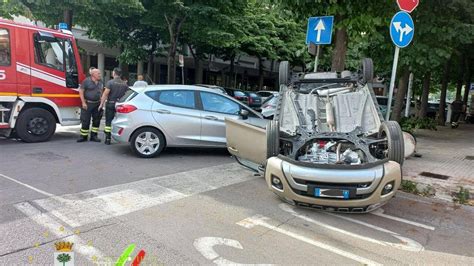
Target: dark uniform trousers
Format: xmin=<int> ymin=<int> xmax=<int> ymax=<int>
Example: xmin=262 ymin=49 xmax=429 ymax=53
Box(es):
xmin=80 ymin=101 xmax=101 ymax=137
xmin=104 ymin=101 xmax=116 ymax=137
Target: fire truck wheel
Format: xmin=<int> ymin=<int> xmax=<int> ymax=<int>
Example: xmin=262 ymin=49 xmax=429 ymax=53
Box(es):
xmin=15 ymin=108 xmax=56 ymax=143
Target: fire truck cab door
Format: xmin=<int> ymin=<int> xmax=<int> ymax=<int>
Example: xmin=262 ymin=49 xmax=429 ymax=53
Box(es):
xmin=0 ymin=24 xmax=17 ymax=96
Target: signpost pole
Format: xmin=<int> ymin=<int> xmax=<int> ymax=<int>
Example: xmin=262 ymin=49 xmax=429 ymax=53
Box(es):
xmin=405 ymin=72 xmax=414 ymax=117
xmin=386 ymin=46 xmax=400 ymax=121
xmin=314 ymin=45 xmax=320 ymax=72
xmin=181 ymin=67 xmax=184 ymax=85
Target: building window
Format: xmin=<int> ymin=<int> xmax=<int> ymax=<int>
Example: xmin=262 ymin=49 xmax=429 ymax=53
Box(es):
xmin=0 ymin=29 xmax=11 ymax=66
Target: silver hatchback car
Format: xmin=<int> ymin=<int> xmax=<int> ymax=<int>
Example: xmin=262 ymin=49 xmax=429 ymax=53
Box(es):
xmin=112 ymin=85 xmax=265 ymax=158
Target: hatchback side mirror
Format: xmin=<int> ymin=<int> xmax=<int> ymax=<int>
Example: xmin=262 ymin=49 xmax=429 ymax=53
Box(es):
xmin=239 ymin=109 xmax=249 ymax=120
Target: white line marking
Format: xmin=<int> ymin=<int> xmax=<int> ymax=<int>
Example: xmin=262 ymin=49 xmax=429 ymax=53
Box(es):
xmin=15 ymin=202 xmax=105 ymax=262
xmin=279 ymin=203 xmax=424 ymax=252
xmin=25 ymin=163 xmax=255 ymax=228
xmin=237 ymin=215 xmax=382 ymax=266
xmin=0 ymin=173 xmax=54 ymax=197
xmin=194 ymin=237 xmax=247 ymax=265
xmin=372 ymin=208 xmax=435 ymax=231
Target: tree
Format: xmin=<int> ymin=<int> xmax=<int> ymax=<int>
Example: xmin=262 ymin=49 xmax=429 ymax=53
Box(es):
xmin=56 ymin=253 xmax=71 ymax=266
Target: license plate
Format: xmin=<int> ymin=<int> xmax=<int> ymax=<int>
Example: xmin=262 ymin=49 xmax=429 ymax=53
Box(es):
xmin=314 ymin=188 xmax=351 ymax=199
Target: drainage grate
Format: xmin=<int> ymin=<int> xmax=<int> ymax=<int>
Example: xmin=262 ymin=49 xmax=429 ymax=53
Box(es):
xmin=419 ymin=172 xmax=450 ymax=180
xmin=465 ymin=156 xmax=474 ymax=161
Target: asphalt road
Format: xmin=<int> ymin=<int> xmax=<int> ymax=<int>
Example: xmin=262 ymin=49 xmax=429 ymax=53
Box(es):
xmin=1 ymin=128 xmax=473 ymax=265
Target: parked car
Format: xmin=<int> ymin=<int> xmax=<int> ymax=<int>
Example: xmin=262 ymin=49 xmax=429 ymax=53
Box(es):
xmin=112 ymin=85 xmax=265 ymax=158
xmin=244 ymin=91 xmax=263 ymax=110
xmin=257 ymin=90 xmax=279 ymax=102
xmin=260 ymin=94 xmax=279 ymax=119
xmin=225 ymin=59 xmax=415 ymax=213
xmin=224 ymin=88 xmax=249 ymax=105
xmin=195 ymin=84 xmax=228 ymax=95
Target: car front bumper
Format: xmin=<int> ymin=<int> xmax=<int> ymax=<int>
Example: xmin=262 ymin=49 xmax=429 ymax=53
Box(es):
xmin=264 ymin=156 xmax=401 ymax=213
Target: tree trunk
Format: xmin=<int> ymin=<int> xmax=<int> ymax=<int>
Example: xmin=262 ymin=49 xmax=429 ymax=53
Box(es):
xmin=392 ymin=66 xmax=410 ymax=122
xmin=331 ymin=16 xmax=348 ymax=72
xmin=438 ymin=60 xmax=451 ymax=125
xmin=463 ymin=58 xmax=471 ymax=106
xmin=188 ymin=45 xmax=203 ymax=84
xmin=258 ymin=57 xmax=264 ymax=90
xmin=166 ymin=15 xmax=186 ymax=84
xmin=418 ymin=72 xmax=431 ymax=118
xmin=146 ymin=41 xmax=156 ymax=84
xmin=63 ymin=9 xmax=73 ymax=30
xmin=229 ymin=56 xmax=235 ymax=88
xmin=118 ymin=45 xmax=129 ymax=83
xmin=455 ymin=56 xmax=466 ymax=100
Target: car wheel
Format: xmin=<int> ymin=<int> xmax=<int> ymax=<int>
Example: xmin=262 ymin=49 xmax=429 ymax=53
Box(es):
xmin=130 ymin=127 xmax=165 ymax=158
xmin=279 ymin=61 xmax=290 ymax=88
xmin=361 ymin=58 xmax=374 ymax=84
xmin=379 ymin=121 xmax=405 ymax=165
xmin=266 ymin=120 xmax=279 ymax=158
xmin=15 ymin=108 xmax=56 ymax=143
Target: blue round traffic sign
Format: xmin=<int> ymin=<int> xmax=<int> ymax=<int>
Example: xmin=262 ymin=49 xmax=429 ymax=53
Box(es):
xmin=390 ymin=11 xmax=415 ymax=48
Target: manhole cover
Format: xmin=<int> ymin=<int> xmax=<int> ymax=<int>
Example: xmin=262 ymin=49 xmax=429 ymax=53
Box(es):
xmin=465 ymin=156 xmax=474 ymax=161
xmin=419 ymin=172 xmax=450 ymax=180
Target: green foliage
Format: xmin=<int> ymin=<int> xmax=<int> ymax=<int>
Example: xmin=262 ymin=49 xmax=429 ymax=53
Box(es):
xmin=400 ymin=117 xmax=437 ymax=133
xmin=453 ymin=186 xmax=470 ymax=204
xmin=400 ymin=180 xmax=418 ymax=194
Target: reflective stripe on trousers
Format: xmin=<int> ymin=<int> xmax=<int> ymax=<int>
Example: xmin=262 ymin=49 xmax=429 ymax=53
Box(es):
xmin=91 ymin=127 xmax=99 ymax=133
xmin=104 ymin=126 xmax=112 ymax=133
xmin=80 ymin=129 xmax=89 ymax=136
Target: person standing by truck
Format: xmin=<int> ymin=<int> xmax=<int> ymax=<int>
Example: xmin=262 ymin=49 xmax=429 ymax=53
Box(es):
xmin=77 ymin=68 xmax=103 ymax=142
xmin=450 ymin=97 xmax=463 ymax=128
xmin=99 ymin=67 xmax=128 ymax=145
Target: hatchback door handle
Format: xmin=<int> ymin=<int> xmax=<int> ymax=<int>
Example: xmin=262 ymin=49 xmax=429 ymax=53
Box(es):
xmin=204 ymin=116 xmax=218 ymax=121
xmin=155 ymin=109 xmax=171 ymax=114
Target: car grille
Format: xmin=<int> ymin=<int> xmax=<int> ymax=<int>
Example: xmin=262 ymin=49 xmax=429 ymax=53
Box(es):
xmin=291 ymin=178 xmax=373 ymax=200
xmin=293 ymin=178 xmax=372 ymax=189
xmin=294 ymin=201 xmax=369 ymax=213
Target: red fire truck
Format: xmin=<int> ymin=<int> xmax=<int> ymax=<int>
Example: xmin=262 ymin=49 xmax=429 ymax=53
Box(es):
xmin=0 ymin=19 xmax=85 ymax=142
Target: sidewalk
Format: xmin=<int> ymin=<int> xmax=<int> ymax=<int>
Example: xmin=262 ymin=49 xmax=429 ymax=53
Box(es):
xmin=402 ymin=123 xmax=474 ymax=202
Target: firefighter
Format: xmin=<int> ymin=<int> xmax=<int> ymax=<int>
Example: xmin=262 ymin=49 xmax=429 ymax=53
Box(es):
xmin=77 ymin=68 xmax=103 ymax=142
xmin=99 ymin=67 xmax=128 ymax=145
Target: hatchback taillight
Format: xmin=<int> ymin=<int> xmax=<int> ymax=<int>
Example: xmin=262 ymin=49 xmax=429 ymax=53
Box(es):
xmin=116 ymin=104 xmax=137 ymax=113
xmin=249 ymin=97 xmax=253 ymax=104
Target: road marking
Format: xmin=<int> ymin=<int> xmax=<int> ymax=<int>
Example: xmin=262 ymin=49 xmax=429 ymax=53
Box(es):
xmin=237 ymin=215 xmax=382 ymax=266
xmin=279 ymin=203 xmax=424 ymax=252
xmin=194 ymin=237 xmax=251 ymax=265
xmin=15 ymin=202 xmax=105 ymax=263
xmin=15 ymin=163 xmax=255 ymax=228
xmin=0 ymin=173 xmax=54 ymax=197
xmin=372 ymin=208 xmax=435 ymax=231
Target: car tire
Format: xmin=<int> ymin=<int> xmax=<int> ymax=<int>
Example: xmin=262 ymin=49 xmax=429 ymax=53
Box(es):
xmin=279 ymin=61 xmax=290 ymax=87
xmin=361 ymin=58 xmax=374 ymax=84
xmin=130 ymin=127 xmax=165 ymax=158
xmin=266 ymin=120 xmax=279 ymax=158
xmin=15 ymin=108 xmax=56 ymax=143
xmin=379 ymin=121 xmax=405 ymax=165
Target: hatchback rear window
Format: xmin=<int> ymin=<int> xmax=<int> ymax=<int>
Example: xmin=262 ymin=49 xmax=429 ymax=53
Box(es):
xmin=119 ymin=88 xmax=138 ymax=102
xmin=248 ymin=92 xmax=258 ymax=98
xmin=234 ymin=91 xmax=246 ymax=97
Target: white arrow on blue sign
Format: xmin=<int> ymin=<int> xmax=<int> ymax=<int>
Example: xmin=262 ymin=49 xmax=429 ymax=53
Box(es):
xmin=306 ymin=16 xmax=334 ymax=45
xmin=390 ymin=11 xmax=415 ymax=48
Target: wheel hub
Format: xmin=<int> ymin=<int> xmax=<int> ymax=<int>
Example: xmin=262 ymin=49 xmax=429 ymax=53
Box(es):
xmin=27 ymin=117 xmax=48 ymax=135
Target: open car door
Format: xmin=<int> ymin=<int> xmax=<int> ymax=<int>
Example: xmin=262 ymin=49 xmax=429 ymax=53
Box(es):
xmin=225 ymin=118 xmax=267 ymax=172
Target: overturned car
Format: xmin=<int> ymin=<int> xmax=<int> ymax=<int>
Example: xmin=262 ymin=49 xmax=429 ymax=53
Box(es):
xmin=226 ymin=59 xmax=413 ymax=213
